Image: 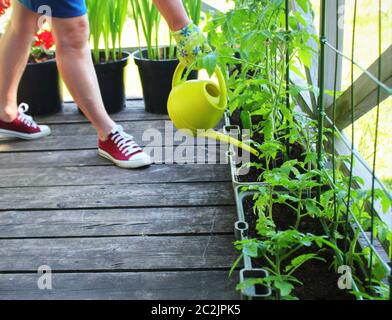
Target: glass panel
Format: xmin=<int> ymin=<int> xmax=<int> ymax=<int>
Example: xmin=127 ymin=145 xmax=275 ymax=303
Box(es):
xmin=309 ymin=0 xmax=391 ymax=193
xmin=340 ymin=0 xmax=392 ymax=191
xmin=345 ymin=97 xmax=392 ymax=192
xmin=341 ymin=0 xmax=392 ymax=89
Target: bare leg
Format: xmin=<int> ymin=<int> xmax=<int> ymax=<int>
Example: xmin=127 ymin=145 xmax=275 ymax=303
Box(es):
xmin=153 ymin=0 xmax=190 ymax=31
xmin=51 ymin=15 xmax=115 ymax=140
xmin=0 ymin=1 xmax=39 ymax=122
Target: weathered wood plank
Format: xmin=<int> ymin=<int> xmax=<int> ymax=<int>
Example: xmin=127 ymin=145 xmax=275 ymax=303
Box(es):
xmin=0 ymin=121 xmax=227 ymax=152
xmin=0 ymin=136 xmax=226 ymax=152
xmin=0 ymin=135 xmax=113 ymax=152
xmin=0 ymin=235 xmax=237 ymax=272
xmin=0 ymin=207 xmax=236 ymax=238
xmin=0 ymin=147 xmax=229 ymax=168
xmin=0 ymin=271 xmax=240 ymax=300
xmin=35 ymin=100 xmax=169 ymax=124
xmin=48 ymin=120 xmax=173 ymax=136
xmin=0 ymin=182 xmax=234 ymax=210
xmin=0 ymin=164 xmax=231 ymax=188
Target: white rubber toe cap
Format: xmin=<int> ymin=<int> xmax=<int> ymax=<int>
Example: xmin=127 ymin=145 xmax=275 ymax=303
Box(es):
xmin=39 ymin=125 xmax=51 ymax=136
xmin=98 ymin=149 xmax=153 ymax=169
xmin=130 ymin=152 xmax=153 ymax=166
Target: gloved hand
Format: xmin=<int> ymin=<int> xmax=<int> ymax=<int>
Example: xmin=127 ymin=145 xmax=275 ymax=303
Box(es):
xmin=172 ymin=22 xmax=212 ymax=66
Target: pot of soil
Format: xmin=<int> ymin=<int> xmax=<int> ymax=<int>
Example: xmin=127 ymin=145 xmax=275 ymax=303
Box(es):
xmin=93 ymin=51 xmax=131 ymax=114
xmin=134 ymin=47 xmax=197 ymax=115
xmin=17 ymin=58 xmax=63 ymax=116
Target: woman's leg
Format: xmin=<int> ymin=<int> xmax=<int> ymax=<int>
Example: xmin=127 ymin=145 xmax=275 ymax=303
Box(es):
xmin=0 ymin=1 xmax=39 ymax=122
xmin=50 ymin=15 xmax=115 ymax=140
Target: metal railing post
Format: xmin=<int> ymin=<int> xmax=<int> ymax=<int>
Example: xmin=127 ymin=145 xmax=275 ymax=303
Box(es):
xmin=316 ymin=0 xmax=327 ymax=203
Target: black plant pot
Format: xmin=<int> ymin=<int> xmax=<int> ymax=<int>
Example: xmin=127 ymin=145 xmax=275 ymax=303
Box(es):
xmin=17 ymin=59 xmax=63 ymax=116
xmin=134 ymin=47 xmax=197 ymax=115
xmin=93 ymin=51 xmax=130 ymax=114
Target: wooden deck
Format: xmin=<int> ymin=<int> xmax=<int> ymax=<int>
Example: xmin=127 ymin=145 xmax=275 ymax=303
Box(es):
xmin=0 ymin=100 xmax=239 ymax=300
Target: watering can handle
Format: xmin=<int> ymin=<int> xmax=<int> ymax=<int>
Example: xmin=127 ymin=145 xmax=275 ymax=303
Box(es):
xmin=172 ymin=63 xmax=227 ymax=110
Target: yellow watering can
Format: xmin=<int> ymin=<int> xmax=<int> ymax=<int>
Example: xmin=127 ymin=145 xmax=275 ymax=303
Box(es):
xmin=167 ymin=63 xmax=259 ymax=157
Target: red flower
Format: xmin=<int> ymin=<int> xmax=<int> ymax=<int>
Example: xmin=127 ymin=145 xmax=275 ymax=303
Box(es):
xmin=34 ymin=29 xmax=55 ymax=50
xmin=0 ymin=0 xmax=11 ymax=17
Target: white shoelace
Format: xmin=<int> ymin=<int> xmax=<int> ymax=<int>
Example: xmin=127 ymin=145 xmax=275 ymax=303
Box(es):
xmin=17 ymin=103 xmax=38 ymax=128
xmin=110 ymin=125 xmax=142 ymax=156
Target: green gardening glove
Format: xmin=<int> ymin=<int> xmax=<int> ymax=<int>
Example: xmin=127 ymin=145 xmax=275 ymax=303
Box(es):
xmin=172 ymin=22 xmax=212 ymax=66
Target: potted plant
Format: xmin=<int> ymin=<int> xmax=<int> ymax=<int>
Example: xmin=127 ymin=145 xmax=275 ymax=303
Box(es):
xmin=17 ymin=28 xmax=63 ymax=116
xmin=86 ymin=0 xmax=130 ymax=114
xmin=131 ymin=0 xmax=199 ymax=114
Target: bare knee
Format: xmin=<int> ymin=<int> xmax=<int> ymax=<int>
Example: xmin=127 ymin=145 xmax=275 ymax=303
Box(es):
xmin=54 ymin=18 xmax=90 ymax=52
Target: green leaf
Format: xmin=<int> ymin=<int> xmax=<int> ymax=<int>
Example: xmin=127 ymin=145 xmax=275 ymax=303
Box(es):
xmin=198 ymin=52 xmax=217 ymax=77
xmin=298 ymin=48 xmax=313 ymax=69
xmin=242 ymin=241 xmax=259 ymax=258
xmin=285 ymin=253 xmax=325 ymax=274
xmin=380 ymin=193 xmax=391 ymax=213
xmin=305 ymin=200 xmax=321 ymax=217
xmin=240 ymin=110 xmax=253 ymax=133
xmin=296 ymin=0 xmax=310 ymax=13
xmin=263 ymin=116 xmax=273 ymax=142
xmin=274 ymin=280 xmax=294 ymax=297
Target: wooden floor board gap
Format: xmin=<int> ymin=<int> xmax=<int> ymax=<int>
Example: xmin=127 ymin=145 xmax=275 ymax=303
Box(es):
xmin=0 ymin=267 xmax=237 ymax=275
xmin=0 ymin=232 xmax=235 ymax=241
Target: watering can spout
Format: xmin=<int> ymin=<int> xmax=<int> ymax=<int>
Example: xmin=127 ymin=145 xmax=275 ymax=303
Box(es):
xmin=167 ymin=63 xmax=259 ymax=156
xmin=199 ymin=130 xmax=259 ymax=157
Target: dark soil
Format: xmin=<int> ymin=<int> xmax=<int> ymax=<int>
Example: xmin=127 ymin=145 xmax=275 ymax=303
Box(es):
xmin=95 ymin=51 xmax=127 ymax=64
xmin=242 ymin=196 xmax=354 ymax=300
xmin=28 ymin=53 xmax=54 ymax=64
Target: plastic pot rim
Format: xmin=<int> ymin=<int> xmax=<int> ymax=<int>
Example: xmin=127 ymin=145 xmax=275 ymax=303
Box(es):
xmin=133 ymin=46 xmax=179 ymax=63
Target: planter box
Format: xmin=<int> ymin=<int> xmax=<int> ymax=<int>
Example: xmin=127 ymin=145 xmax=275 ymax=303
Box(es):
xmin=224 ymin=112 xmax=268 ymax=187
xmin=224 ymin=112 xmax=265 ymax=187
xmin=233 ymin=187 xmax=272 ymax=299
xmin=233 ymin=186 xmax=365 ymax=300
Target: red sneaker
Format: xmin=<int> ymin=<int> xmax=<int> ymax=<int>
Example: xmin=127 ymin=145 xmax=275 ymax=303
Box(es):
xmin=0 ymin=103 xmax=51 ymax=140
xmin=98 ymin=125 xmax=152 ymax=169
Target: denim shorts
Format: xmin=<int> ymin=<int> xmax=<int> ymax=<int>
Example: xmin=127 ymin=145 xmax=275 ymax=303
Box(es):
xmin=18 ymin=0 xmax=87 ymax=18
